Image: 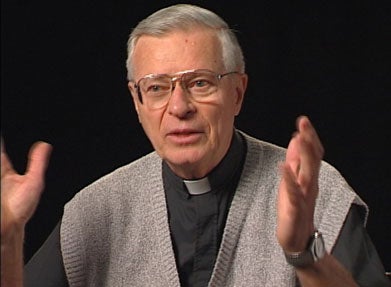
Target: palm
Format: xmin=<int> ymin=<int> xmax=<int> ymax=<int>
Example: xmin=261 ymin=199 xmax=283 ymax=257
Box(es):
xmin=276 ymin=117 xmax=324 ymax=252
xmin=1 ymin=142 xmax=52 ymax=238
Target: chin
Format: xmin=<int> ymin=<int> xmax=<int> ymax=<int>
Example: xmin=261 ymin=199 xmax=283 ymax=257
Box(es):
xmin=166 ymin=153 xmax=204 ymax=166
xmin=164 ymin=148 xmax=210 ymax=172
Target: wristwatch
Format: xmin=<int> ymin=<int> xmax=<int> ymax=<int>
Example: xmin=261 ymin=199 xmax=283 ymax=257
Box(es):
xmin=284 ymin=230 xmax=326 ymax=268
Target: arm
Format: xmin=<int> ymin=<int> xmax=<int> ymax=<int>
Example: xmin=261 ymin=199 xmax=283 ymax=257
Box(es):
xmin=276 ymin=116 xmax=358 ymax=286
xmin=295 ymin=254 xmax=357 ymax=287
xmin=332 ymin=205 xmax=391 ymax=286
xmin=24 ymin=221 xmax=69 ymax=287
xmin=1 ymin=140 xmax=52 ymax=287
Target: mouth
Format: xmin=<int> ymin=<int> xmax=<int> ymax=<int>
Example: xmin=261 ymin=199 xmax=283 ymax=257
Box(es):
xmin=166 ymin=129 xmax=203 ymax=145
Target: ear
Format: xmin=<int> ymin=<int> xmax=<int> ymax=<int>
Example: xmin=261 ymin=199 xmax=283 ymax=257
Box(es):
xmin=127 ymin=82 xmax=142 ymax=122
xmin=234 ymin=73 xmax=248 ymax=116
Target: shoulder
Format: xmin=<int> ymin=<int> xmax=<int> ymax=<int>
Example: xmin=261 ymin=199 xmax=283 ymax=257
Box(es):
xmin=238 ymin=130 xmax=286 ymax=164
xmin=84 ymin=151 xmax=160 ymax=189
xmin=314 ymin=161 xmax=368 ymax=250
xmin=237 ymin=129 xmax=368 ymax=247
xmin=239 ymin=129 xmax=366 ymax=207
xmin=63 ymin=151 xmax=162 ymax=212
xmin=317 ymin=160 xmax=367 ymax=217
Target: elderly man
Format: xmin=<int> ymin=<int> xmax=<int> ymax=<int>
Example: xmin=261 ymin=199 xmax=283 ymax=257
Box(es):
xmin=1 ymin=4 xmax=389 ymax=287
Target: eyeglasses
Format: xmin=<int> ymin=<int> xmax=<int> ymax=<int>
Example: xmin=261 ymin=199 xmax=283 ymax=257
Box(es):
xmin=131 ymin=69 xmax=240 ymax=109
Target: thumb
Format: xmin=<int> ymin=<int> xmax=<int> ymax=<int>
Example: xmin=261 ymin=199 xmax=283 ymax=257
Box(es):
xmin=26 ymin=141 xmax=53 ymax=184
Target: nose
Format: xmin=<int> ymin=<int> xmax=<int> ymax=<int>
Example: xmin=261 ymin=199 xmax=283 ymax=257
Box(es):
xmin=167 ymin=81 xmax=196 ymax=118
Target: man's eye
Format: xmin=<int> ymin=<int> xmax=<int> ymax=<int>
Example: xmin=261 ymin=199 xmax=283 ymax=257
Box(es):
xmin=147 ymin=85 xmax=163 ymax=92
xmin=143 ymin=81 xmax=170 ymax=95
xmin=188 ymin=79 xmax=210 ymax=89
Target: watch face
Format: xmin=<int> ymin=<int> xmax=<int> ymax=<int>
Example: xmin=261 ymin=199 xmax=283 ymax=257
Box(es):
xmin=313 ymin=231 xmax=326 ymax=260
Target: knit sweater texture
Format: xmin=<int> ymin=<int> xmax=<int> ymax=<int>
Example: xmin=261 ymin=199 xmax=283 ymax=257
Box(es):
xmin=60 ymin=131 xmax=367 ymax=286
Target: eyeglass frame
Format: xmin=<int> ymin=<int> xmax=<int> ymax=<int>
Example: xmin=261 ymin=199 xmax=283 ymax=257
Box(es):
xmin=130 ymin=69 xmax=241 ymax=109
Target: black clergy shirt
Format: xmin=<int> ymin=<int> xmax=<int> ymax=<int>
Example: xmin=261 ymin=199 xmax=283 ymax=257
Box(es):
xmin=162 ymin=131 xmax=246 ymax=286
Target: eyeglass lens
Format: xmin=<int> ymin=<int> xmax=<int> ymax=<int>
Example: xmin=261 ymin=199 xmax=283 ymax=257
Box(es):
xmin=138 ymin=70 xmax=221 ymax=109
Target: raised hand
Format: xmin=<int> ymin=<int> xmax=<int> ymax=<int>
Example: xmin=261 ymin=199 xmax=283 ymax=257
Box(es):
xmin=1 ymin=140 xmax=52 ymax=287
xmin=276 ymin=116 xmax=324 ymax=253
xmin=1 ymin=140 xmax=52 ymax=240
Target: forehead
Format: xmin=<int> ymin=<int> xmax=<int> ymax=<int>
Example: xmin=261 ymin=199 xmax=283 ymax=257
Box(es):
xmin=132 ymin=28 xmax=224 ymax=78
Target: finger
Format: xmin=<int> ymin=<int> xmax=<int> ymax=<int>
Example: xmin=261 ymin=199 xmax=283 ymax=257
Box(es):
xmin=279 ymin=162 xmax=303 ymax=206
xmin=25 ymin=142 xmax=53 ymax=184
xmin=295 ymin=116 xmax=324 ymax=194
xmin=285 ymin=133 xmax=301 ymax=177
xmin=1 ymin=138 xmax=15 ymax=178
xmin=297 ymin=116 xmax=324 ymax=159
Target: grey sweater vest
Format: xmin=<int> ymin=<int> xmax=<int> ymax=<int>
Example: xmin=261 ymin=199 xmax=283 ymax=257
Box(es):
xmin=60 ymin=132 xmax=367 ymax=286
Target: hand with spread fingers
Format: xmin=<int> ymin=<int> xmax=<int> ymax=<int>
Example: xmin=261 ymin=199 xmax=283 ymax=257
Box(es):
xmin=1 ymin=140 xmax=52 ymax=287
xmin=1 ymin=141 xmax=52 ymax=238
xmin=277 ymin=116 xmax=324 ymax=254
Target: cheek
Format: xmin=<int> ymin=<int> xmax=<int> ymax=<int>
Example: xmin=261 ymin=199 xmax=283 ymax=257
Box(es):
xmin=138 ymin=110 xmax=164 ymax=144
xmin=206 ymin=105 xmax=234 ymax=142
xmin=217 ymin=95 xmax=237 ymax=122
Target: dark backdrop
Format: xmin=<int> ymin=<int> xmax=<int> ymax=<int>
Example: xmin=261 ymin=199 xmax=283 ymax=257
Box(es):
xmin=2 ymin=0 xmax=390 ymax=272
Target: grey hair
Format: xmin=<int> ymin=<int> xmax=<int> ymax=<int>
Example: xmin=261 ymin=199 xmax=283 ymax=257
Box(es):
xmin=126 ymin=4 xmax=245 ymax=80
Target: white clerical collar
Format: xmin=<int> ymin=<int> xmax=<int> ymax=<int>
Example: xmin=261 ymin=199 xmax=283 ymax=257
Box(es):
xmin=183 ymin=177 xmax=211 ymax=195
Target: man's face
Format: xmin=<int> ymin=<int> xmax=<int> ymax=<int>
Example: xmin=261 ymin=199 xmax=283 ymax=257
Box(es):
xmin=128 ymin=28 xmax=247 ymax=179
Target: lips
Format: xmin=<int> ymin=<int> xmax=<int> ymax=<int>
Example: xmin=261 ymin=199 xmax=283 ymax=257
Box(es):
xmin=166 ymin=128 xmax=203 ymax=145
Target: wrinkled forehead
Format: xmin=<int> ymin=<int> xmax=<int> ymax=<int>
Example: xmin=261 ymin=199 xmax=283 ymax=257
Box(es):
xmin=131 ymin=28 xmax=225 ymax=79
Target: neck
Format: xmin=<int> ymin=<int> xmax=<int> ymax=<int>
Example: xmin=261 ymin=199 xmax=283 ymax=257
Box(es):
xmin=166 ymin=161 xmax=214 ymax=180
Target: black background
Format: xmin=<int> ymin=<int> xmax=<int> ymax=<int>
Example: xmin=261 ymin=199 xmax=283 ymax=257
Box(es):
xmin=2 ymin=0 xmax=390 ymax=272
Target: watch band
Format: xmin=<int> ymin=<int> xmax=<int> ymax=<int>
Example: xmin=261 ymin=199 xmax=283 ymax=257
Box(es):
xmin=284 ymin=230 xmax=325 ymax=268
xmin=284 ymin=248 xmax=315 ymax=268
